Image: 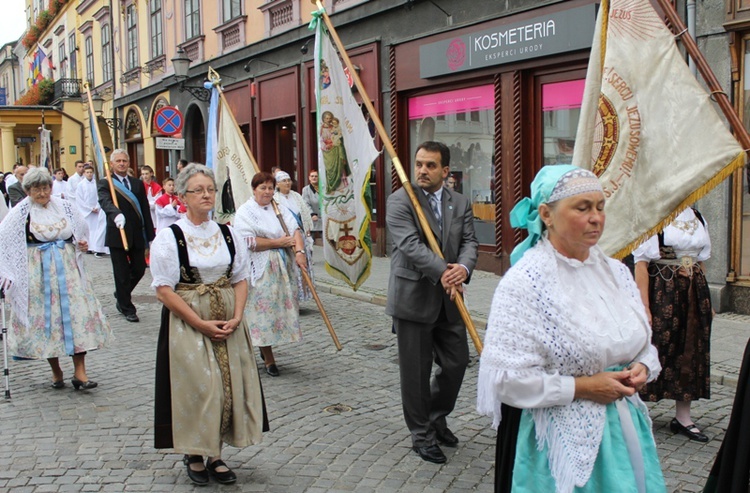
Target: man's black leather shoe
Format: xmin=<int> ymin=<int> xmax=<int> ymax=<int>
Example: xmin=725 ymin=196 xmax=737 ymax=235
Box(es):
xmin=125 ymin=312 xmax=139 ymax=323
xmin=413 ymin=444 xmax=446 ymax=464
xmin=435 ymin=428 xmax=459 ymax=447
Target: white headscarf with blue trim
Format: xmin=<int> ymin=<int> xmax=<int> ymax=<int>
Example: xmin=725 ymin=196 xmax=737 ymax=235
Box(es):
xmin=509 ymin=165 xmax=602 ymax=265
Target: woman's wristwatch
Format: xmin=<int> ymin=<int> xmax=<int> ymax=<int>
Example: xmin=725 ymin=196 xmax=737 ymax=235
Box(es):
xmin=295 ymin=250 xmax=305 ymax=255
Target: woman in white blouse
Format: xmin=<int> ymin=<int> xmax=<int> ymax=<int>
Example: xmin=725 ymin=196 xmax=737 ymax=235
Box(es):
xmin=234 ymin=172 xmax=306 ymax=377
xmin=633 ymin=207 xmax=712 ymax=442
xmin=150 ymin=164 xmax=266 ymax=486
xmin=274 ymin=170 xmax=315 ymax=302
xmin=0 ymin=167 xmax=110 ymax=390
xmin=477 ymin=165 xmax=666 ymax=493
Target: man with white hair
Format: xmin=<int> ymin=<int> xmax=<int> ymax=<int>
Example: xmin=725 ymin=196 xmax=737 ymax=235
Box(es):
xmin=7 ymin=165 xmax=28 ymax=207
xmin=97 ymin=149 xmax=154 ymax=322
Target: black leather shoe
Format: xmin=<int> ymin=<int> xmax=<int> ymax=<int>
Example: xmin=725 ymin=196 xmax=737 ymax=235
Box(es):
xmin=435 ymin=428 xmax=459 ymax=447
xmin=51 ymin=380 xmax=65 ymax=389
xmin=413 ymin=444 xmax=446 ymax=464
xmin=206 ymin=459 xmax=237 ymax=484
xmin=125 ymin=312 xmax=139 ymax=323
xmin=266 ymin=364 xmax=279 ymax=377
xmin=670 ymin=418 xmax=709 ymax=442
xmin=183 ymin=455 xmax=209 ymax=486
xmin=71 ymin=378 xmax=98 ymax=390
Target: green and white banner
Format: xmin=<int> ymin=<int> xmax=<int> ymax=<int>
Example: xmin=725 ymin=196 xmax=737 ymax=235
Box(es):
xmin=313 ymin=15 xmax=378 ymax=290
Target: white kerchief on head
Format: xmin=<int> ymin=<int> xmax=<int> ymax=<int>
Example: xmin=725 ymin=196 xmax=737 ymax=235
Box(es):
xmin=547 ymin=168 xmax=603 ymax=204
xmin=275 ymin=171 xmax=291 ymax=183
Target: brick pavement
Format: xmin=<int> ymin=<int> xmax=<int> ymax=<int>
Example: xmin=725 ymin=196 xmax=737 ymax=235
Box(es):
xmin=0 ymin=251 xmax=745 ymax=492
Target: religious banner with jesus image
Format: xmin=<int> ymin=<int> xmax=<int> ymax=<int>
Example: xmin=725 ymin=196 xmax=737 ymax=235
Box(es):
xmin=314 ymin=17 xmax=378 ymax=290
xmin=572 ymin=0 xmax=745 ymax=258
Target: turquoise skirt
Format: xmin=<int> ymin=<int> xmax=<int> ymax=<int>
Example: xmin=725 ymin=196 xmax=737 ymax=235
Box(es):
xmin=511 ymin=399 xmax=666 ymax=492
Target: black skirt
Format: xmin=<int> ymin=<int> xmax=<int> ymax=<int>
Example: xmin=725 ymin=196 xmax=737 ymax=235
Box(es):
xmin=494 ymin=404 xmax=523 ymax=492
xmin=639 ymin=265 xmax=712 ymax=402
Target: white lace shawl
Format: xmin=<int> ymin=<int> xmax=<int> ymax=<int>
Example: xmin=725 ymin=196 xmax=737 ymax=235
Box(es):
xmin=477 ymin=238 xmax=654 ymax=493
xmin=233 ymin=198 xmax=299 ymax=287
xmin=0 ymin=196 xmax=88 ymax=325
xmin=274 ymin=190 xmax=314 ymax=235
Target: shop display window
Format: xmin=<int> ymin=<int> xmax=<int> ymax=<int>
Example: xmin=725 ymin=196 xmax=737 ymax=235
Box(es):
xmin=408 ymin=85 xmax=495 ymax=244
xmin=542 ymin=79 xmax=584 ymax=166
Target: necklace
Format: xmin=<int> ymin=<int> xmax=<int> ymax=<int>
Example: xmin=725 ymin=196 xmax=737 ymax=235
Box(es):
xmin=671 ymin=217 xmax=699 ymax=235
xmin=185 ymin=229 xmax=221 ymax=257
xmin=30 ymin=217 xmax=68 ymax=241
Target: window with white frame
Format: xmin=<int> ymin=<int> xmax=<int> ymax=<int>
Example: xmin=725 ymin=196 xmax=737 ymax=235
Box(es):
xmin=150 ymin=0 xmax=163 ymax=57
xmin=126 ymin=4 xmax=138 ymax=70
xmin=58 ymin=41 xmax=66 ymax=78
xmin=185 ymin=0 xmax=201 ymax=40
xmin=102 ymin=23 xmax=112 ymax=82
xmin=223 ymin=0 xmax=241 ymax=23
xmin=85 ymin=36 xmax=94 ymax=86
xmin=68 ymin=33 xmax=77 ymax=78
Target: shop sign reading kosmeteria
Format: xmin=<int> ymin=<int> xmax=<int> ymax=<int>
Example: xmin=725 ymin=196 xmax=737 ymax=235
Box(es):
xmin=419 ymin=4 xmax=597 ymax=78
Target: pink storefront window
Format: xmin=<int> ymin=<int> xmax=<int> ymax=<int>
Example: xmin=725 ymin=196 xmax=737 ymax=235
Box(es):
xmin=542 ymin=79 xmax=585 ymax=165
xmin=408 ymin=85 xmax=494 ymax=120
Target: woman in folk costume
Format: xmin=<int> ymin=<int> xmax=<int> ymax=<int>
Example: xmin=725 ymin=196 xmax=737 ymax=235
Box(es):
xmin=477 ymin=165 xmax=666 ymax=493
xmin=151 ymin=164 xmax=266 ymax=486
xmin=234 ymin=172 xmax=306 ymax=377
xmin=634 ymin=207 xmax=713 ymax=442
xmin=273 ymin=170 xmax=315 ymax=303
xmin=75 ymin=164 xmax=109 ymax=257
xmin=0 ymin=167 xmax=111 ymax=390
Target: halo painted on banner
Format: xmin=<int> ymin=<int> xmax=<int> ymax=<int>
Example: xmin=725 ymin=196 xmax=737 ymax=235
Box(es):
xmin=607 ymin=0 xmax=664 ymax=41
xmin=592 ymin=94 xmax=619 ymax=177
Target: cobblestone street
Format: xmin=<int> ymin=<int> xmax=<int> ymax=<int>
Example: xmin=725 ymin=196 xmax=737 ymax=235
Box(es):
xmin=0 ymin=253 xmax=744 ymax=492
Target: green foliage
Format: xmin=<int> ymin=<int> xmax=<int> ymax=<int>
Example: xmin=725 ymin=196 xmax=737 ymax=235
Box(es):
xmin=38 ymin=78 xmax=55 ymax=105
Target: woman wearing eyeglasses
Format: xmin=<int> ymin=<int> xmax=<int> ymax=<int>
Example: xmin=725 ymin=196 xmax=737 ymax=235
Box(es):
xmin=151 ymin=163 xmax=266 ymax=486
xmin=234 ymin=171 xmax=306 ymax=377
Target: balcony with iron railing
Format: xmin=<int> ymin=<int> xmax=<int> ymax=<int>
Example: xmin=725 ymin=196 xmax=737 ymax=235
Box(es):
xmin=53 ymin=78 xmax=81 ymax=102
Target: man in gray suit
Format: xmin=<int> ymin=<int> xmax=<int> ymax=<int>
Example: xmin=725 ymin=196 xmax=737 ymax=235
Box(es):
xmin=386 ymin=141 xmax=478 ymax=464
xmin=8 ymin=165 xmax=28 ymax=207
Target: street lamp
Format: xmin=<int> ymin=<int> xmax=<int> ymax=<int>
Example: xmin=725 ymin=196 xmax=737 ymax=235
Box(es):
xmin=91 ymin=92 xmax=122 ymax=129
xmin=171 ymin=48 xmax=211 ymax=102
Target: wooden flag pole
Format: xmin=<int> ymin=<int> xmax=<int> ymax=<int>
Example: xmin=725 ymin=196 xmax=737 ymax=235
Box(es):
xmin=206 ymin=69 xmax=342 ymax=351
xmin=271 ymin=201 xmax=342 ymax=351
xmin=83 ymin=82 xmax=129 ymax=251
xmin=311 ymin=2 xmax=483 ymax=354
xmin=655 ymin=0 xmax=750 ymax=154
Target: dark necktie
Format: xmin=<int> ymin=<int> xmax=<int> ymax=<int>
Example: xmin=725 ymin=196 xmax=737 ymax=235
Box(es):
xmin=121 ymin=176 xmax=130 ymax=191
xmin=429 ymin=193 xmax=442 ymax=232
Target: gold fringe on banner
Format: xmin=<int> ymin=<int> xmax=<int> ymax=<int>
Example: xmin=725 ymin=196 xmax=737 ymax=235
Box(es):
xmin=611 ymin=151 xmax=746 ymax=260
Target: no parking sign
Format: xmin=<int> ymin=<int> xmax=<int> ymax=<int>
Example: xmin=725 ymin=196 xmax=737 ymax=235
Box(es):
xmin=154 ymin=106 xmax=184 ymax=136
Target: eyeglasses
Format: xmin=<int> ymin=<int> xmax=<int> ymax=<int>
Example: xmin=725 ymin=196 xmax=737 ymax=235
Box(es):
xmin=185 ymin=187 xmax=217 ymax=195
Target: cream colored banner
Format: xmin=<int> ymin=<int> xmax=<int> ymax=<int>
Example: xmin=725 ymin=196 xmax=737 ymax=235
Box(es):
xmin=214 ymin=99 xmax=255 ymax=223
xmin=572 ymin=0 xmax=745 ymax=257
